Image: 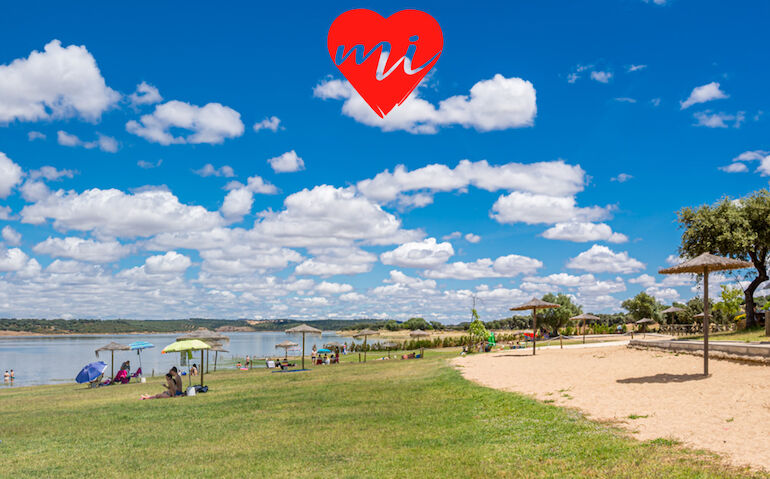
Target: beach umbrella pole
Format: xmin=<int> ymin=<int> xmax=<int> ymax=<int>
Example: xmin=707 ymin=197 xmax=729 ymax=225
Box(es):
xmin=201 ymin=350 xmax=204 ymax=387
xmin=532 ymin=308 xmax=537 ymax=356
xmin=703 ymin=269 xmax=710 ymax=376
xmin=111 ymin=350 xmax=115 ymax=380
xmin=583 ymin=320 xmax=586 ymax=344
xmin=302 ymin=332 xmax=305 ymax=369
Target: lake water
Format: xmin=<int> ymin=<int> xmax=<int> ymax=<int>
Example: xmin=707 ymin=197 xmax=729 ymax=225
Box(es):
xmin=0 ymin=331 xmax=358 ymax=387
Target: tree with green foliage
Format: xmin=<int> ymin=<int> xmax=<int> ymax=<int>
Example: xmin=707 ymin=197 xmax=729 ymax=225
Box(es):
xmin=429 ymin=321 xmax=444 ymax=331
xmin=402 ymin=317 xmax=432 ymax=330
xmin=383 ymin=319 xmax=400 ymax=331
xmin=714 ymin=285 xmax=743 ymax=322
xmin=468 ymin=309 xmax=489 ymax=350
xmin=536 ymin=293 xmax=582 ymax=335
xmin=677 ymin=189 xmax=770 ymax=328
xmin=621 ymin=292 xmax=663 ymax=321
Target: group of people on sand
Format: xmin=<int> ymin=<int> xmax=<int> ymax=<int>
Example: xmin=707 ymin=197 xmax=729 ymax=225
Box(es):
xmin=141 ymin=367 xmax=185 ymax=400
xmin=3 ymin=369 xmax=14 ymax=383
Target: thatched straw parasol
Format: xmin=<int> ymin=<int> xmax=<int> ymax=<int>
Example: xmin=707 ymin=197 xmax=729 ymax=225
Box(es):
xmin=286 ymin=324 xmax=322 ymax=369
xmin=659 ymin=252 xmax=752 ymax=375
xmin=354 ymin=328 xmax=379 ymax=362
xmin=409 ymin=329 xmax=431 ymax=357
xmin=177 ymin=329 xmax=230 ymax=374
xmin=95 ymin=342 xmax=130 ymax=381
xmin=635 ymin=318 xmax=655 ymax=337
xmin=570 ymin=313 xmax=600 ymax=344
xmin=275 ymin=340 xmax=298 ymax=359
xmin=409 ymin=329 xmax=430 ymax=337
xmin=210 ymin=343 xmax=229 ymax=372
xmin=661 ymin=306 xmax=684 ymax=329
xmin=511 ymin=298 xmax=561 ymax=355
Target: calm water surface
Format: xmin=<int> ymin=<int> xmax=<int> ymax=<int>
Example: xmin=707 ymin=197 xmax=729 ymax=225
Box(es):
xmin=0 ymin=331 xmax=358 ymax=387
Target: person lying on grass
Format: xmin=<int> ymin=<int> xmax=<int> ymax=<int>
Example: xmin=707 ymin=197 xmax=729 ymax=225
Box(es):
xmin=141 ymin=373 xmax=178 ymax=400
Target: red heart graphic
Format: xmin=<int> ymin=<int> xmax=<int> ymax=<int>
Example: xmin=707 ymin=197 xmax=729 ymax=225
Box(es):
xmin=327 ymin=9 xmax=443 ymax=118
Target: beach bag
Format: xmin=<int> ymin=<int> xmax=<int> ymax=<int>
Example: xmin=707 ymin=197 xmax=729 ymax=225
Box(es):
xmin=194 ymin=385 xmax=208 ymax=394
xmin=186 ymin=386 xmax=196 ymax=396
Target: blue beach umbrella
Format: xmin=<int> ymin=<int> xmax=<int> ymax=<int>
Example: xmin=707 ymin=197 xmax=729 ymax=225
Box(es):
xmin=317 ymin=348 xmax=332 ymax=354
xmin=129 ymin=341 xmax=154 ymax=374
xmin=76 ymin=361 xmax=107 ymax=384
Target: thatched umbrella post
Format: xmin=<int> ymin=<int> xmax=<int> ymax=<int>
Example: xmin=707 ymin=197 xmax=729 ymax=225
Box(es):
xmin=95 ymin=342 xmax=130 ymax=381
xmin=354 ymin=329 xmax=379 ymax=362
xmin=570 ymin=313 xmax=600 ymax=344
xmin=661 ymin=306 xmax=684 ymax=334
xmin=210 ymin=344 xmax=228 ymax=372
xmin=275 ymin=340 xmax=299 ymax=360
xmin=510 ymin=298 xmax=561 ymax=355
xmin=635 ymin=318 xmax=654 ymax=338
xmin=410 ymin=329 xmax=431 ymax=357
xmin=660 ymin=253 xmax=752 ymax=375
xmin=286 ymin=324 xmax=322 ymax=369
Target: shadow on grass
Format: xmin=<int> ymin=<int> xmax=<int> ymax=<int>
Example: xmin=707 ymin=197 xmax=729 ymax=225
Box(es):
xmin=617 ymin=373 xmax=707 ymax=384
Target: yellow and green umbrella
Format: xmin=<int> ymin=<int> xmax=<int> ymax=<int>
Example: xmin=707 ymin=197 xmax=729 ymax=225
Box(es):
xmin=162 ymin=340 xmax=211 ymax=387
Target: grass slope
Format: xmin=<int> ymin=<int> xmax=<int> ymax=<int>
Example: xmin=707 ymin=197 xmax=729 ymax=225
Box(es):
xmin=686 ymin=327 xmax=769 ymax=343
xmin=0 ymin=351 xmax=759 ymax=478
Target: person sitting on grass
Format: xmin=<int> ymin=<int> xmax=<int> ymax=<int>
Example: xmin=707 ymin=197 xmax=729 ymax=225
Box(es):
xmin=190 ymin=364 xmax=198 ymax=376
xmin=170 ymin=367 xmax=184 ymax=396
xmin=141 ymin=373 xmax=177 ymax=400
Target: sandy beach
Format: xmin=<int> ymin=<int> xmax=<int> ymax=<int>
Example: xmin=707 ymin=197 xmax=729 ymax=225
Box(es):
xmin=455 ymin=344 xmax=770 ymax=471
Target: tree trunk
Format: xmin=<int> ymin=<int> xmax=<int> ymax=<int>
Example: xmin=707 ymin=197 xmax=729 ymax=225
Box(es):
xmin=745 ymin=253 xmax=768 ymax=329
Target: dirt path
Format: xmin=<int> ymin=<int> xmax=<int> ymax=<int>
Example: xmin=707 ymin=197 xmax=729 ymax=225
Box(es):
xmin=455 ymin=344 xmax=770 ymax=471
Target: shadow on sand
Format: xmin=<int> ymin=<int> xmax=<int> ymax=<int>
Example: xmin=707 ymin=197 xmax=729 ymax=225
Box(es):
xmin=617 ymin=373 xmax=707 ymax=384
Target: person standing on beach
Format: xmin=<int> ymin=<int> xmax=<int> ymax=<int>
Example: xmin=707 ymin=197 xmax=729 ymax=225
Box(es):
xmin=9 ymin=370 xmax=14 ymax=381
xmin=311 ymin=345 xmax=317 ymax=364
xmin=3 ymin=371 xmax=8 ymax=382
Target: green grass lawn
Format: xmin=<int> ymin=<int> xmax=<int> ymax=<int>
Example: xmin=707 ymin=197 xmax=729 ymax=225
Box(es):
xmin=684 ymin=327 xmax=770 ymax=343
xmin=0 ymin=351 xmax=760 ymax=478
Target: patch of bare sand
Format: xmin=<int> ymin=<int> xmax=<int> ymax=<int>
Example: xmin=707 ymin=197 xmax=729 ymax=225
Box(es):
xmin=455 ymin=345 xmax=770 ymax=471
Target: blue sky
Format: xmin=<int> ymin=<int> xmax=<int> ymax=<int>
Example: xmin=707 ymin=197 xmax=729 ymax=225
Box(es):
xmin=0 ymin=1 xmax=767 ymax=321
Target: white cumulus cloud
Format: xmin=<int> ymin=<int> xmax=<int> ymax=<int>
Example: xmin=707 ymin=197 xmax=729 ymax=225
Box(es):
xmin=0 ymin=152 xmax=23 ymax=198
xmin=144 ymin=251 xmax=191 ymax=274
xmin=57 ymin=130 xmax=118 ymax=152
xmin=33 ymin=236 xmax=131 ymax=262
xmin=253 ymin=116 xmax=281 ymax=132
xmin=268 ymin=150 xmax=305 ymax=173
xmin=380 ymin=238 xmax=454 ymax=269
xmin=129 ymin=81 xmax=162 ymax=106
xmin=491 ymin=192 xmax=611 ymax=225
xmin=314 ymin=74 xmax=536 ymax=134
xmin=567 ymin=245 xmax=645 ymax=274
xmin=542 ymin=222 xmax=627 ymax=243
xmin=1 ymin=226 xmax=21 ymax=246
xmin=126 ymin=100 xmax=244 ymax=145
xmin=0 ymin=40 xmax=119 ymax=123
xmin=21 ymin=187 xmax=225 ymax=238
xmin=681 ymin=82 xmax=728 ymax=109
